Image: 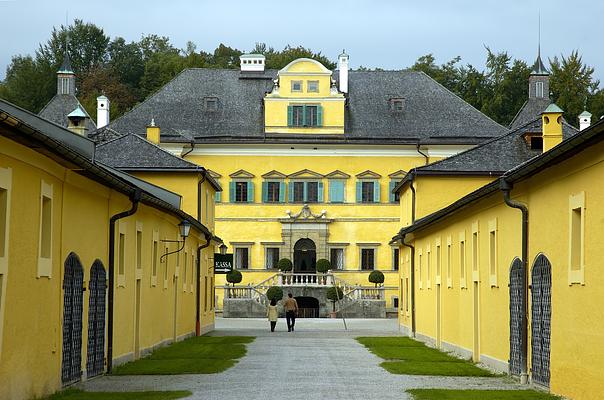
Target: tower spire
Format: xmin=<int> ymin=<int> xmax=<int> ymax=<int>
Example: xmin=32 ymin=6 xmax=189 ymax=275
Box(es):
xmin=531 ymin=11 xmax=549 ymax=76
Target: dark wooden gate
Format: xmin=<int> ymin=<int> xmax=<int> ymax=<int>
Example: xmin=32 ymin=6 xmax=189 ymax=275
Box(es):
xmin=86 ymin=259 xmax=106 ymax=378
xmin=531 ymin=254 xmax=552 ymax=387
xmin=509 ymin=257 xmax=523 ymax=376
xmin=62 ymin=252 xmax=84 ymax=385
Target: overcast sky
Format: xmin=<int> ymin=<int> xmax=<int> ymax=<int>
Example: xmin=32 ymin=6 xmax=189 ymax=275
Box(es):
xmin=1 ymin=0 xmax=602 ymax=84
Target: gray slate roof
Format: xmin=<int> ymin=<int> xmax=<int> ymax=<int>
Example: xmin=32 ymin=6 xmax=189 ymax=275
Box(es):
xmin=412 ymin=117 xmax=578 ymax=175
xmin=96 ymin=133 xmax=200 ymax=171
xmin=97 ymin=68 xmax=507 ymax=145
xmin=509 ymin=98 xmax=550 ymax=130
xmin=39 ymin=94 xmax=96 ymax=133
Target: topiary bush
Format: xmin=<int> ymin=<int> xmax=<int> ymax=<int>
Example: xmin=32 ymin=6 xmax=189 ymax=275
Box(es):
xmin=368 ymin=270 xmax=385 ymax=287
xmin=316 ymin=258 xmax=331 ymax=273
xmin=266 ymin=286 xmax=284 ymax=302
xmin=277 ymin=258 xmax=293 ymax=272
xmin=226 ymin=269 xmax=242 ymax=286
xmin=326 ymin=286 xmax=344 ymax=312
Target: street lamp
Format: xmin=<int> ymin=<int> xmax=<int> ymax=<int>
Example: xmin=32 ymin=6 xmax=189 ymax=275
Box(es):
xmin=160 ymin=219 xmax=192 ymax=263
xmin=219 ymin=243 xmax=228 ymax=255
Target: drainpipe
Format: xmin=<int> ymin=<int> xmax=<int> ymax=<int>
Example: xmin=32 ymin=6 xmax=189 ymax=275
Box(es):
xmin=107 ymin=189 xmax=141 ymax=373
xmin=409 ymin=171 xmax=417 ymax=223
xmin=501 ymin=179 xmax=529 ymax=384
xmin=400 ymin=233 xmax=416 ymax=337
xmin=196 ymin=233 xmax=213 ymax=336
xmin=181 ymin=140 xmax=195 ymax=158
xmin=416 ymin=143 xmax=429 ymax=165
xmin=197 ymin=169 xmax=207 ymax=222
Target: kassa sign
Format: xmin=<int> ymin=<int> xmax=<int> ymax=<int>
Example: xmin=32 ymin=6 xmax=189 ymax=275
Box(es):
xmin=214 ymin=253 xmax=233 ymax=274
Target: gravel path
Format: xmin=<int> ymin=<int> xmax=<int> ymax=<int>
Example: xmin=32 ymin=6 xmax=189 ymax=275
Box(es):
xmin=79 ymin=318 xmax=524 ymax=400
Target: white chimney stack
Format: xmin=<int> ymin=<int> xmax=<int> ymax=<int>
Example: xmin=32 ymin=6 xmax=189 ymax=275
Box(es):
xmin=338 ymin=50 xmax=349 ymax=93
xmin=240 ymin=54 xmax=266 ymax=72
xmin=97 ymin=95 xmax=110 ymax=129
xmin=578 ymin=110 xmax=592 ymax=131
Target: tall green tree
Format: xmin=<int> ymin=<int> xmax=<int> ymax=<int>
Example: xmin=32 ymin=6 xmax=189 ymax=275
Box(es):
xmin=550 ymin=50 xmax=599 ymax=126
xmin=0 ymin=55 xmax=55 ymax=112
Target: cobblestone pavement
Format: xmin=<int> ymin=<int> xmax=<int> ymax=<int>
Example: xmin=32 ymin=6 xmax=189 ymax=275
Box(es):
xmin=79 ymin=318 xmax=525 ymax=400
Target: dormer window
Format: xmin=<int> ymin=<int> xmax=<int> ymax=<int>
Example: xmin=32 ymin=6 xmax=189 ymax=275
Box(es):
xmin=523 ymin=132 xmax=543 ymax=151
xmin=203 ymin=97 xmax=218 ymax=112
xmin=291 ymin=81 xmax=302 ymax=92
xmin=390 ymin=98 xmax=405 ymax=112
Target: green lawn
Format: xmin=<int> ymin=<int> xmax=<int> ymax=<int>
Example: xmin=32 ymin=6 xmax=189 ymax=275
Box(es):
xmin=111 ymin=336 xmax=254 ymax=375
xmin=407 ymin=389 xmax=561 ymax=400
xmin=42 ymin=389 xmax=191 ymax=400
xmin=357 ymin=336 xmax=495 ymax=377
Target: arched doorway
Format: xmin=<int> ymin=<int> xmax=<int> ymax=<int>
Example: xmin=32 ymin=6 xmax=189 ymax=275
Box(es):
xmin=62 ymin=252 xmax=84 ymax=385
xmin=295 ymin=296 xmax=319 ymax=318
xmin=531 ymin=254 xmax=552 ymax=387
xmin=294 ymin=238 xmax=316 ymax=272
xmin=509 ymin=257 xmax=523 ymax=377
xmin=86 ymin=259 xmax=106 ymax=378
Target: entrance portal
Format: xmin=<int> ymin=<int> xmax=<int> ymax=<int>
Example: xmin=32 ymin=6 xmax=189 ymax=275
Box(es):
xmin=295 ymin=296 xmax=320 ymax=318
xmin=294 ymin=238 xmax=316 ymax=272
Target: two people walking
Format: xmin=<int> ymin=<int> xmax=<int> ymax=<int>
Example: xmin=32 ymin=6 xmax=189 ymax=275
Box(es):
xmin=267 ymin=293 xmax=298 ymax=332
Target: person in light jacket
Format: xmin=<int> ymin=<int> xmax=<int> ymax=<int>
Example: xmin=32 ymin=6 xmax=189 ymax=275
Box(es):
xmin=267 ymin=299 xmax=279 ymax=332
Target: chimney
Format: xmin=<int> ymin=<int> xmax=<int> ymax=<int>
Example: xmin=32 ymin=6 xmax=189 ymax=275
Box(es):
xmin=66 ymin=105 xmax=88 ymax=136
xmin=146 ymin=118 xmax=160 ymax=144
xmin=578 ymin=110 xmax=592 ymax=131
xmin=97 ymin=95 xmax=110 ymax=129
xmin=541 ymin=103 xmax=564 ymax=152
xmin=338 ymin=50 xmax=349 ymax=93
xmin=240 ymin=54 xmax=265 ymax=72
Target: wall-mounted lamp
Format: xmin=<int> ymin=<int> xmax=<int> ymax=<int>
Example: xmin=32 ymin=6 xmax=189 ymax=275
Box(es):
xmin=160 ymin=220 xmax=191 ymax=263
xmin=219 ymin=243 xmax=228 ymax=255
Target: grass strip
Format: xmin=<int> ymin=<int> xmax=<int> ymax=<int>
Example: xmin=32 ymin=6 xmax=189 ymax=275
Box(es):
xmin=111 ymin=335 xmax=254 ymax=375
xmin=407 ymin=389 xmax=561 ymax=400
xmin=357 ymin=336 xmax=495 ymax=377
xmin=43 ymin=388 xmax=192 ymax=400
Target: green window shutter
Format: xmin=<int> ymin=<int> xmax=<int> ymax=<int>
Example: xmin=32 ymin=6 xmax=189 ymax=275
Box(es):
xmin=229 ymin=181 xmax=236 ymax=203
xmin=318 ymin=181 xmax=324 ymax=203
xmin=279 ymin=182 xmax=286 ymax=203
xmin=247 ymin=181 xmax=254 ymax=203
xmin=317 ymin=105 xmax=323 ymax=126
xmin=303 ymin=181 xmax=308 ymax=202
xmin=302 ymin=105 xmax=308 ymax=126
xmin=330 ymin=180 xmax=344 ymax=203
xmin=356 ymin=182 xmax=362 ymax=203
xmin=215 ymin=191 xmax=222 ymax=203
xmin=373 ymin=181 xmax=381 ymax=203
xmin=287 ymin=105 xmax=293 ymax=127
xmin=389 ymin=181 xmax=396 ymax=203
xmin=288 ymin=183 xmax=294 ymax=202
xmin=262 ymin=181 xmax=268 ymax=203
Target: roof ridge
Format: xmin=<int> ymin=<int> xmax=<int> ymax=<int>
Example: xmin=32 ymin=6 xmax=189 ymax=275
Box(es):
xmin=130 ymin=133 xmax=200 ymax=167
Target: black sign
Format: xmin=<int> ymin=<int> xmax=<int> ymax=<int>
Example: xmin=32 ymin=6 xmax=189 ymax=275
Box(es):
xmin=214 ymin=253 xmax=234 ymax=274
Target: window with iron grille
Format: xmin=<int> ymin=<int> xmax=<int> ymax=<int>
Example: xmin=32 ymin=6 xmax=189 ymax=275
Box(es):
xmin=392 ymin=248 xmax=399 ymax=271
xmin=361 ymin=248 xmax=375 ymax=270
xmin=266 ymin=248 xmax=279 ymax=269
xmin=235 ymin=181 xmax=248 ymax=202
xmin=330 ymin=248 xmax=344 ymax=270
xmin=361 ymin=181 xmax=375 ymax=203
xmin=235 ymin=247 xmax=249 ymax=269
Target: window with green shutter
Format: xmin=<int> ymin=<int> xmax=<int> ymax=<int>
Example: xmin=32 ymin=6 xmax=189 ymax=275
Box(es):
xmin=389 ymin=181 xmax=400 ymax=203
xmin=357 ymin=180 xmax=380 ymax=203
xmin=215 ymin=191 xmax=222 ymax=203
xmin=263 ymin=181 xmax=282 ymax=203
xmin=287 ymin=104 xmax=323 ymax=127
xmin=231 ymin=180 xmax=253 ymax=203
xmin=290 ymin=181 xmax=324 ymax=203
xmin=329 ymin=180 xmax=345 ymax=203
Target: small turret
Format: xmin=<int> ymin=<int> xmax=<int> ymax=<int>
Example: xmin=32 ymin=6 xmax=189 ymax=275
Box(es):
xmin=57 ymin=51 xmax=76 ymax=96
xmin=338 ymin=50 xmax=349 ymax=94
xmin=66 ymin=105 xmax=88 ymax=136
xmin=97 ymin=95 xmax=110 ymax=129
xmin=529 ymin=49 xmax=550 ymax=100
xmin=541 ymin=103 xmax=563 ymax=152
xmin=578 ymin=110 xmax=592 ymax=131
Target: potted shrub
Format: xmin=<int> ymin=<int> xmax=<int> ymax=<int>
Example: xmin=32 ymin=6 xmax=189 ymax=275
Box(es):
xmin=316 ymin=258 xmax=331 ymax=285
xmin=226 ymin=269 xmax=243 ymax=298
xmin=326 ymin=286 xmax=344 ymax=318
xmin=266 ymin=286 xmax=284 ymax=303
xmin=368 ymin=270 xmax=384 ymax=287
xmin=277 ymin=258 xmax=293 ymax=284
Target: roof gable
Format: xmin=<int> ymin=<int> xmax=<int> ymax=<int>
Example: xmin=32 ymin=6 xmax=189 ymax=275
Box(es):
xmin=356 ymin=170 xmax=382 ymax=179
xmin=229 ymin=169 xmax=255 ymax=179
xmin=288 ymin=169 xmax=324 ymax=179
xmin=261 ymin=170 xmax=287 ymax=179
xmin=279 ymin=58 xmax=332 ymax=75
xmin=325 ymin=170 xmax=351 ymax=179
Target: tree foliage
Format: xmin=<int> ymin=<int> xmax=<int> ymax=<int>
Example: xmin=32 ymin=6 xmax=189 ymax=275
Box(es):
xmin=316 ymin=258 xmax=331 ymax=273
xmin=266 ymin=286 xmax=284 ymax=302
xmin=368 ymin=270 xmax=385 ymax=287
xmin=226 ymin=270 xmax=242 ymax=286
xmin=277 ymin=258 xmax=293 ymax=272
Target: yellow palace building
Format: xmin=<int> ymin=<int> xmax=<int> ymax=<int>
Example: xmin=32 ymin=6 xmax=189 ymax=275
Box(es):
xmin=0 ymin=97 xmax=219 ymax=400
xmin=392 ymin=100 xmax=603 ymax=399
xmin=93 ymin=53 xmax=507 ymax=316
